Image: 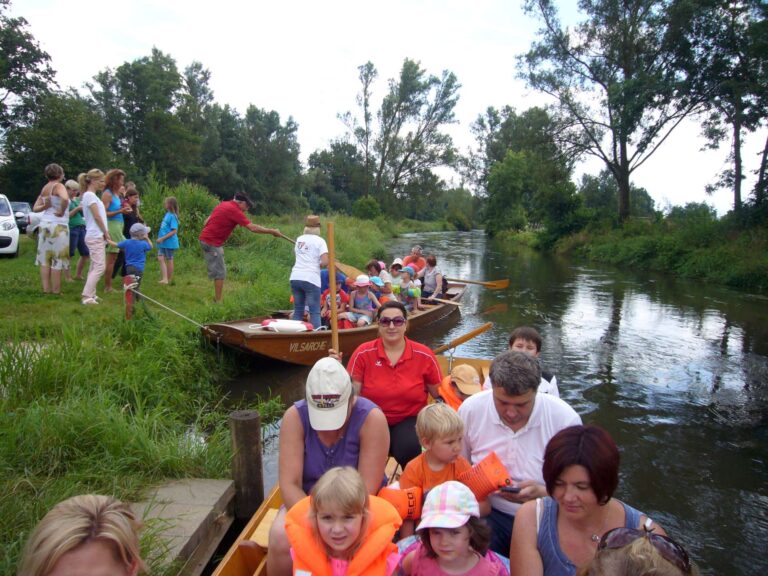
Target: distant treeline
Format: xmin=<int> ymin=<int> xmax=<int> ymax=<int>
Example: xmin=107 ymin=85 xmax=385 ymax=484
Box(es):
xmin=1 ymin=0 xmax=766 ymax=243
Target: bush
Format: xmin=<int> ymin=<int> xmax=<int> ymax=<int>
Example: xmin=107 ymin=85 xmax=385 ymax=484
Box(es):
xmin=140 ymin=173 xmax=219 ymax=249
xmin=352 ymin=196 xmax=382 ymax=220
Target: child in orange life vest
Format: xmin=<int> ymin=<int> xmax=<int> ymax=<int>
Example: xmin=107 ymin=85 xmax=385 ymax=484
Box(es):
xmin=285 ymin=467 xmax=402 ymax=576
xmin=401 ymin=481 xmax=504 ymax=576
xmin=437 ymin=365 xmax=482 ymax=411
xmin=398 ymin=404 xmax=489 ymax=538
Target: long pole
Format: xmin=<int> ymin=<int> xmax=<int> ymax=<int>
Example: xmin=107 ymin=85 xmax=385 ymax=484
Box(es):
xmin=327 ymin=222 xmax=339 ymax=352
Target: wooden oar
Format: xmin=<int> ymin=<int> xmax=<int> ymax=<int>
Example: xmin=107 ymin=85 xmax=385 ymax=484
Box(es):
xmin=480 ymin=302 xmax=508 ymax=315
xmin=433 ymin=322 xmax=493 ymax=354
xmin=445 ymin=277 xmax=510 ymax=290
xmin=278 ymin=232 xmax=365 ymax=279
xmin=327 ymin=222 xmax=339 ymax=352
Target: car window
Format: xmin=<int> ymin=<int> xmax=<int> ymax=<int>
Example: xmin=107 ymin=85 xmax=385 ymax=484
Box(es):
xmin=0 ymin=199 xmax=11 ymax=217
xmin=11 ymin=202 xmax=30 ymax=213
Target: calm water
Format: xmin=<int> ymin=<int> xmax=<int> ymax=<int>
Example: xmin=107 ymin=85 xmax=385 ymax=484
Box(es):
xmin=228 ymin=230 xmax=768 ymax=576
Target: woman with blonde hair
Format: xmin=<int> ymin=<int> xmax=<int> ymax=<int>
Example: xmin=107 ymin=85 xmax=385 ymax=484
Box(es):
xmin=79 ymin=169 xmax=111 ymax=305
xmin=33 ymin=163 xmax=70 ymax=295
xmin=289 ymin=214 xmax=329 ymax=329
xmin=576 ymin=527 xmax=698 ymax=575
xmin=18 ymin=494 xmax=146 ymax=576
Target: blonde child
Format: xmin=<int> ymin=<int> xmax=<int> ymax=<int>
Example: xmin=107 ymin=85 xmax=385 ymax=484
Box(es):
xmin=157 ymin=196 xmax=179 ymax=284
xmin=285 ymin=467 xmax=402 ymax=576
xmin=401 ymin=481 xmax=505 ymax=576
xmin=347 ymin=275 xmax=381 ymax=327
xmin=398 ymin=404 xmax=482 ymax=537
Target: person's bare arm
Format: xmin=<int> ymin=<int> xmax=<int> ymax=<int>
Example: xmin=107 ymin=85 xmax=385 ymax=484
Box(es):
xmin=357 ymin=407 xmax=389 ymax=494
xmin=320 ymin=252 xmax=329 ymax=267
xmin=89 ymin=204 xmax=110 ymax=239
xmin=246 ymin=222 xmax=281 ymax=237
xmin=277 ymin=406 xmax=307 ymax=509
xmin=509 ymin=501 xmax=544 ymax=576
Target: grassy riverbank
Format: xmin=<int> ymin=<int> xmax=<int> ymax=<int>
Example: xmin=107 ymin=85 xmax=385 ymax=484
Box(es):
xmin=0 ymin=195 xmax=444 ymax=573
xmin=496 ymin=207 xmax=768 ymax=293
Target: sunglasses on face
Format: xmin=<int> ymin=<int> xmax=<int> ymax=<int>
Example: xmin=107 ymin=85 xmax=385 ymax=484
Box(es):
xmin=379 ymin=317 xmax=406 ymax=327
xmin=598 ymin=527 xmax=692 ymax=574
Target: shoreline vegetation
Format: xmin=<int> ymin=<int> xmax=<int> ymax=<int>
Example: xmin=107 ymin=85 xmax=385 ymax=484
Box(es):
xmin=0 ymin=179 xmax=450 ymax=574
xmin=495 ymin=206 xmax=768 ymax=294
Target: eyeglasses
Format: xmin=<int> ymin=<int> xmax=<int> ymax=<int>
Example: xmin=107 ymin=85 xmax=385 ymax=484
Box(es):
xmin=379 ymin=317 xmax=406 ymax=327
xmin=598 ymin=527 xmax=692 ymax=574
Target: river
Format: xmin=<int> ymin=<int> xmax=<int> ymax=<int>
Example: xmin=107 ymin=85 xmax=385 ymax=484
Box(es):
xmin=227 ymin=230 xmax=768 ymax=576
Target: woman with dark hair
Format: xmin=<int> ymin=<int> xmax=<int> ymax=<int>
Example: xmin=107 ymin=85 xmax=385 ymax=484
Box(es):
xmin=33 ymin=163 xmax=70 ymax=294
xmin=510 ymin=425 xmax=668 ymax=576
xmin=346 ymin=300 xmax=443 ymax=468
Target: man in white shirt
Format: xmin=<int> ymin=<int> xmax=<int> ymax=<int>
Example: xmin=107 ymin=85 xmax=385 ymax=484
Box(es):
xmin=459 ymin=350 xmax=581 ymax=555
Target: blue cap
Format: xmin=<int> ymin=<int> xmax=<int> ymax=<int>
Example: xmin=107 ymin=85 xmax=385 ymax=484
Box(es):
xmin=370 ymin=276 xmax=384 ymax=287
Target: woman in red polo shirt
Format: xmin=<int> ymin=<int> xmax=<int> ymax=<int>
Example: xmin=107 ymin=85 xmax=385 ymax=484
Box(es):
xmin=346 ymin=300 xmax=443 ymax=468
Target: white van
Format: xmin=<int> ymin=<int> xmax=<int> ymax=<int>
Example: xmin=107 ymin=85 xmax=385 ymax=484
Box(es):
xmin=0 ymin=193 xmax=20 ymax=258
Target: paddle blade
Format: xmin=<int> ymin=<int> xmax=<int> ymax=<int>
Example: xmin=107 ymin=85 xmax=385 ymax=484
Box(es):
xmin=334 ymin=261 xmax=365 ymax=280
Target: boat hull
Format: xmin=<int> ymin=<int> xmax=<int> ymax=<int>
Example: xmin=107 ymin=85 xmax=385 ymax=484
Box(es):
xmin=203 ymin=285 xmax=466 ymax=366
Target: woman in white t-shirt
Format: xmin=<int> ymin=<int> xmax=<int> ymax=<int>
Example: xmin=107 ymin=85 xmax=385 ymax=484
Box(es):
xmin=79 ymin=169 xmax=111 ymax=305
xmin=32 ymin=163 xmax=70 ymax=295
xmin=289 ymin=214 xmax=329 ymax=329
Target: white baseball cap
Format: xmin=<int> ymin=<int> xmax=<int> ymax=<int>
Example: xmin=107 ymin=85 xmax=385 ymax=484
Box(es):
xmin=305 ymin=357 xmax=352 ymax=431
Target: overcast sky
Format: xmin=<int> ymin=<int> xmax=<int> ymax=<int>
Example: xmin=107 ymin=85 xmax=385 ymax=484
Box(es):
xmin=15 ymin=0 xmax=764 ymax=214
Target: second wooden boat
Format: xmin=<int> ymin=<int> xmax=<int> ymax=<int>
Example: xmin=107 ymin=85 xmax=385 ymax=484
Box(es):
xmin=202 ymin=284 xmax=467 ymax=365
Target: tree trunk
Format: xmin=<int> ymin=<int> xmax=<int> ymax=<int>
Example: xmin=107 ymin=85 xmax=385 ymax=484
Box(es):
xmin=733 ymin=114 xmax=743 ymax=212
xmin=755 ymin=131 xmax=768 ymax=206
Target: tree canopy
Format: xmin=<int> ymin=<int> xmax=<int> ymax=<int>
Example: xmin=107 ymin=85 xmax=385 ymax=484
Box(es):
xmin=519 ymin=0 xmax=701 ymax=221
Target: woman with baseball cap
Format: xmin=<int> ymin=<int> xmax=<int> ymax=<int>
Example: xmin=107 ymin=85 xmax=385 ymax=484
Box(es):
xmin=267 ymin=357 xmax=390 ymax=576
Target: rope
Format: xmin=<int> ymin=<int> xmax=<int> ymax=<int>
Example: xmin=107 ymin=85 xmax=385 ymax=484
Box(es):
xmin=126 ymin=286 xmax=209 ymax=330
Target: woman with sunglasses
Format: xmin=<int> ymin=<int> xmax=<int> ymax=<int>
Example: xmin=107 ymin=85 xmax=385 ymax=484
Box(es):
xmin=346 ymin=300 xmax=443 ymax=468
xmin=510 ymin=425 xmax=668 ymax=576
xmin=576 ymin=526 xmax=697 ymax=575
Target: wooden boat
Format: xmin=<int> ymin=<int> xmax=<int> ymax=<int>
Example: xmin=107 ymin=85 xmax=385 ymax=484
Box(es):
xmin=212 ymin=486 xmax=282 ymax=576
xmin=202 ymin=284 xmax=467 ymax=366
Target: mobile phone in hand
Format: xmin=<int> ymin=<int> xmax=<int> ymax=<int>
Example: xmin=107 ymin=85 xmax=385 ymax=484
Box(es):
xmin=500 ymin=486 xmax=521 ymax=493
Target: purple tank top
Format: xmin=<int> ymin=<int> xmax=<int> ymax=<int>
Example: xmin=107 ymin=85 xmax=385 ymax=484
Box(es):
xmin=296 ymin=396 xmax=378 ymax=494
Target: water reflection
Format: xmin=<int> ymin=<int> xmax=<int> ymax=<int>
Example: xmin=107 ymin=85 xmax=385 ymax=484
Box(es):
xmin=229 ymin=230 xmax=768 ymax=576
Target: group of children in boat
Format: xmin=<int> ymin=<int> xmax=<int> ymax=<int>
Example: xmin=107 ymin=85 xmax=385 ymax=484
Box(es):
xmin=319 ymin=244 xmax=446 ymax=328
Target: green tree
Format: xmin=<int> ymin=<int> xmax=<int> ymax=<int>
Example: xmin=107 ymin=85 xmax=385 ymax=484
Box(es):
xmin=669 ymin=0 xmax=768 ymax=210
xmin=0 ymin=91 xmax=112 ymax=201
xmin=578 ymin=170 xmax=657 ymax=220
xmin=341 ymin=59 xmax=460 ymax=213
xmin=89 ymin=48 xmax=200 ymax=182
xmin=465 ymin=106 xmax=576 ymax=197
xmin=0 ymin=0 xmax=56 ymax=136
xmin=519 ymin=0 xmax=700 ymax=221
xmin=307 ymin=141 xmax=368 ymax=211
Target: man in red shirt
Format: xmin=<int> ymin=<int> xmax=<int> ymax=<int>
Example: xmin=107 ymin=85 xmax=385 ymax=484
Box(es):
xmin=199 ymin=192 xmax=281 ymax=302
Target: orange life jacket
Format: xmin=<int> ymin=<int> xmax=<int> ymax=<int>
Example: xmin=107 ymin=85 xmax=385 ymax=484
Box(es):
xmin=285 ymin=495 xmax=402 ymax=576
xmin=438 ymin=376 xmax=463 ymax=411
